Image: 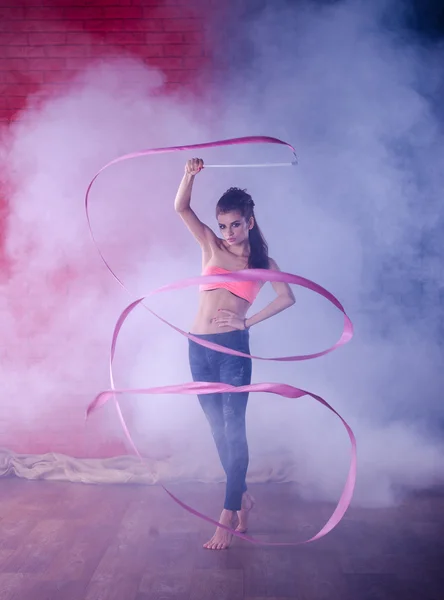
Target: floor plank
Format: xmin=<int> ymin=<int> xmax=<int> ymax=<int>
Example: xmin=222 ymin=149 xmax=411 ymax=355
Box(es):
xmin=0 ymin=478 xmax=442 ymax=600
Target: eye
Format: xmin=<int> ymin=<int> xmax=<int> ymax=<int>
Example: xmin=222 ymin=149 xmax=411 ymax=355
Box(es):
xmin=219 ymin=224 xmax=225 ymax=229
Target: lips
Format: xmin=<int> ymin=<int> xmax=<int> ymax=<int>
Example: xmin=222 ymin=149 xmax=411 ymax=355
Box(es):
xmin=227 ymin=237 xmax=235 ymax=242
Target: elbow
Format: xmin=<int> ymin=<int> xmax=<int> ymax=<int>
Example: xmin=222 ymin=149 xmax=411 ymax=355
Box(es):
xmin=175 ymin=205 xmax=189 ymax=214
xmin=281 ymin=294 xmax=295 ymax=308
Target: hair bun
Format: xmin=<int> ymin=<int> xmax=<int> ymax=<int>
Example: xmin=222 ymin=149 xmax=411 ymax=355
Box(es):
xmin=217 ymin=187 xmax=255 ymax=212
xmin=226 ymin=187 xmax=254 ymax=207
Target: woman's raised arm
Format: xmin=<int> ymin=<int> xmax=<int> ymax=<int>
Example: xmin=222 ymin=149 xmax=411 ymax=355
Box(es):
xmin=175 ymin=158 xmax=217 ymax=248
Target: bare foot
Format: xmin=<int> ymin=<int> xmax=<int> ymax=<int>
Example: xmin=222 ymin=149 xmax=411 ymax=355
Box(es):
xmin=203 ymin=509 xmax=235 ymax=550
xmin=236 ymin=492 xmax=255 ymax=533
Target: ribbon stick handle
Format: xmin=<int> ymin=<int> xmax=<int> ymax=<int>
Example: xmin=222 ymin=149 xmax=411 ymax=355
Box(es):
xmin=205 ymin=161 xmax=297 ymax=168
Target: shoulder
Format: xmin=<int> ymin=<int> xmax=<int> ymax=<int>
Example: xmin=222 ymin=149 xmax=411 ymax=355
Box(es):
xmin=201 ymin=236 xmax=226 ymax=262
xmin=267 ymin=257 xmax=280 ymax=270
xmin=212 ymin=237 xmax=230 ymax=252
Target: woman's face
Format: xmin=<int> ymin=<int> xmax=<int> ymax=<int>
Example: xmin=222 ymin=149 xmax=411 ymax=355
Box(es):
xmin=217 ymin=210 xmax=252 ymax=245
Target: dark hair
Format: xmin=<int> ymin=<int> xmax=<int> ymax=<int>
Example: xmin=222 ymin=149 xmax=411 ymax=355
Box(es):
xmin=216 ymin=187 xmax=269 ymax=269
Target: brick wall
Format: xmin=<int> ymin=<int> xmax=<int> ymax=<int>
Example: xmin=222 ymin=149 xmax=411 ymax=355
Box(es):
xmin=0 ymin=0 xmax=216 ymax=123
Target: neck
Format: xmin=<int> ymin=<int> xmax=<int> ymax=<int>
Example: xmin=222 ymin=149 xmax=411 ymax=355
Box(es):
xmin=228 ymin=240 xmax=250 ymax=257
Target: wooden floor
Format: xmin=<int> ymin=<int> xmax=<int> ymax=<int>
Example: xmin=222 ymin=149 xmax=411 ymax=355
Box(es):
xmin=0 ymin=478 xmax=443 ymax=600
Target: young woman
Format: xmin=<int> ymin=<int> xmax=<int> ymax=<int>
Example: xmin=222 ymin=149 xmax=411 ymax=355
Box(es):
xmin=175 ymin=157 xmax=295 ymax=550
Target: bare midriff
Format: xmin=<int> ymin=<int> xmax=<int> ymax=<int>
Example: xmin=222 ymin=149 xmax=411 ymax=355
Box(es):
xmin=190 ymin=288 xmax=250 ymax=334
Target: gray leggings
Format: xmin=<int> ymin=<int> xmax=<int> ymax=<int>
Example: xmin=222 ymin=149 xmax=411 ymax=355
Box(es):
xmin=188 ymin=329 xmax=252 ymax=511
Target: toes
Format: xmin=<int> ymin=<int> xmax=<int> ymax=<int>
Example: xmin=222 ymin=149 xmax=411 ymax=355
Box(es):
xmin=203 ymin=528 xmax=233 ymax=550
xmin=204 ymin=536 xmax=219 ymax=550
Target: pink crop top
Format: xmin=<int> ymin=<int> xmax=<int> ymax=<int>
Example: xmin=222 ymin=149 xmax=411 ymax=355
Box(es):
xmin=199 ymin=265 xmax=262 ymax=304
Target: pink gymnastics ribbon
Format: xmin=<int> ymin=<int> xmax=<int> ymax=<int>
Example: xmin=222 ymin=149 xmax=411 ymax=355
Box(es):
xmin=85 ymin=136 xmax=356 ymax=546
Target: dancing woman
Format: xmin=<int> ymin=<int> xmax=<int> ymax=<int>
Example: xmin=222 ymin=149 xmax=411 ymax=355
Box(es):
xmin=175 ymin=158 xmax=295 ymax=550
